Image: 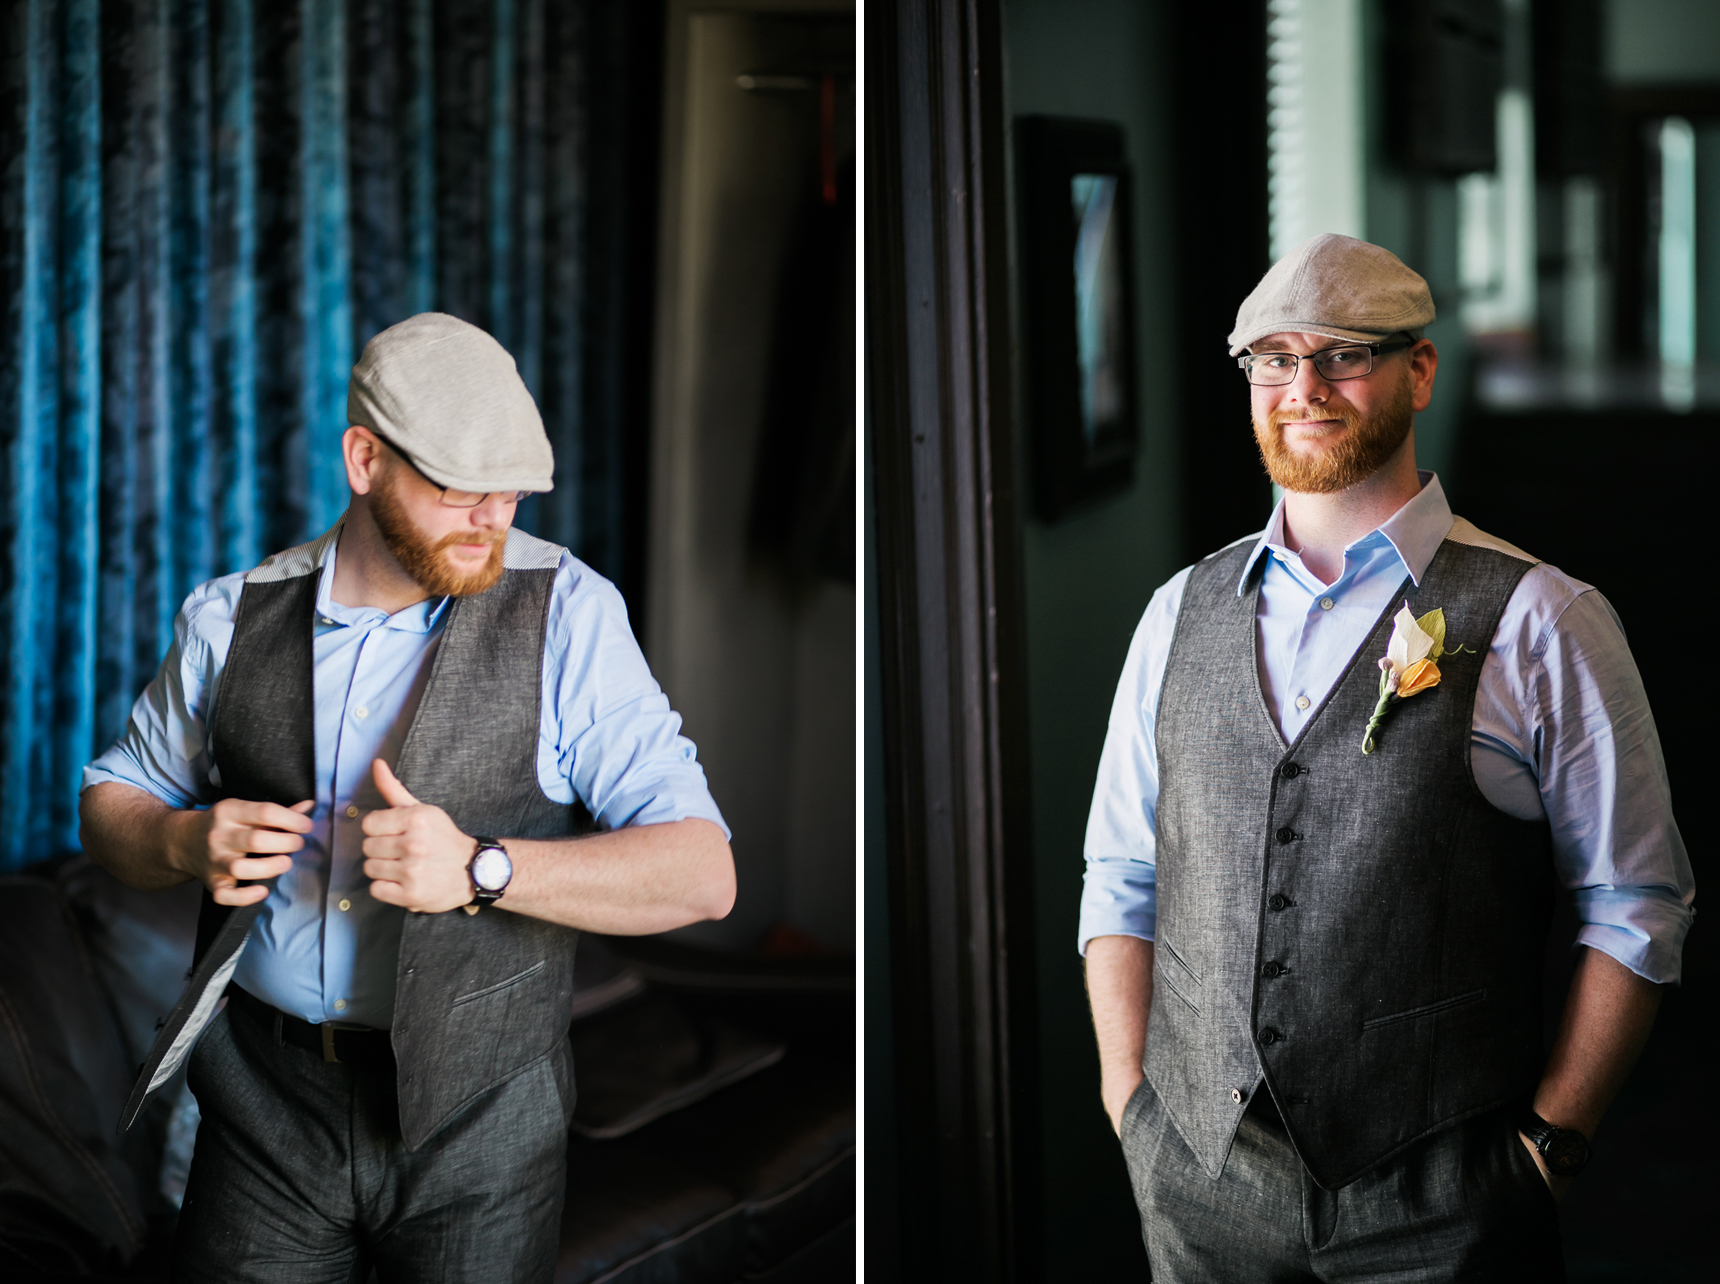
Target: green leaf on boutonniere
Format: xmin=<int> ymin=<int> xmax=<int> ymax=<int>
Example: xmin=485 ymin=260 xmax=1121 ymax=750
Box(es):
xmin=1416 ymin=608 xmax=1447 ymax=658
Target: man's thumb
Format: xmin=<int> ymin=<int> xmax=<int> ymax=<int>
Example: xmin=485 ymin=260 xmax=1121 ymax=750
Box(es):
xmin=372 ymin=759 xmax=419 ymax=808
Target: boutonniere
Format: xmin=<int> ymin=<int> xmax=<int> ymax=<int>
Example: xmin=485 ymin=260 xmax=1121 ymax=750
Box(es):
xmin=1361 ymin=603 xmax=1475 ymax=754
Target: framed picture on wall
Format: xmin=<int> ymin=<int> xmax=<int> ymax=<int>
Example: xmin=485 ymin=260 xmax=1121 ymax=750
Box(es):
xmin=1015 ymin=115 xmax=1139 ymax=520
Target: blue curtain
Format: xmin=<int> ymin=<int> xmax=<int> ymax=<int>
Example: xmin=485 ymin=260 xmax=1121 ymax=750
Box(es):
xmin=0 ymin=0 xmax=658 ymax=869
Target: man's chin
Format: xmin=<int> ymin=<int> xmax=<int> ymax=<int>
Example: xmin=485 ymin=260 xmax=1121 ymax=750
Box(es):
xmin=1268 ymin=449 xmax=1360 ymax=495
xmin=435 ymin=558 xmax=504 ymax=597
xmin=405 ymin=545 xmax=506 ymax=597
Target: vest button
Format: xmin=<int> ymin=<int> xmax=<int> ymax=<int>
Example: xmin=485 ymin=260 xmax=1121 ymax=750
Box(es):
xmin=1275 ymin=826 xmax=1296 ymax=845
xmin=1258 ymin=1027 xmax=1281 ymax=1046
xmin=1268 ymin=894 xmax=1289 ymax=912
xmin=1261 ymin=961 xmax=1283 ymax=978
xmin=1280 ymin=762 xmax=1300 ymax=779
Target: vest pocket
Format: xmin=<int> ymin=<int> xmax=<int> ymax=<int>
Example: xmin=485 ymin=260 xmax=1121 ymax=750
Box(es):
xmin=1360 ymin=988 xmax=1485 ymax=1031
xmin=451 ymin=958 xmax=548 ymax=1007
xmin=1158 ymin=940 xmax=1203 ymax=1016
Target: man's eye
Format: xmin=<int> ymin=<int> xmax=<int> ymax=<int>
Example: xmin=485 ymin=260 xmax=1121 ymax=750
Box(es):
xmin=1325 ymin=349 xmax=1364 ymax=365
xmin=1262 ymin=355 xmax=1294 ymax=369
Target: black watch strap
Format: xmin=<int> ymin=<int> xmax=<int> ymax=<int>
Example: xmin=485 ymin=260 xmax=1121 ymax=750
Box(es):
xmin=1519 ymin=1107 xmax=1592 ymax=1177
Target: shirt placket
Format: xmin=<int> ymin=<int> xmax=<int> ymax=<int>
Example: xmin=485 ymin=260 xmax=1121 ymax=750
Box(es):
xmin=1273 ymin=555 xmax=1328 ymax=737
xmin=322 ymin=621 xmax=379 ymax=1022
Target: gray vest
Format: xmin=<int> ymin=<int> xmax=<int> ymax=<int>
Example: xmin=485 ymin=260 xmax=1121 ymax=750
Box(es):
xmin=120 ymin=528 xmax=591 ymax=1149
xmin=1148 ymin=537 xmax=1552 ymax=1189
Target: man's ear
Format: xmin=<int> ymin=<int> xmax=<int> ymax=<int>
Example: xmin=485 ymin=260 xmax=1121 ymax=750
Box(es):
xmin=1408 ymin=339 xmax=1439 ymax=414
xmin=343 ymin=426 xmax=383 ymax=495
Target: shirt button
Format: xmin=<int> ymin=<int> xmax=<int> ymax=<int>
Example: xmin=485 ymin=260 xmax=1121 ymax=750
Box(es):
xmin=1320 ymin=596 xmax=1334 ymax=610
xmin=354 ymin=705 xmax=370 ymax=720
xmin=346 ymin=804 xmax=359 ymax=819
xmin=338 ymin=898 xmax=351 ymax=912
xmin=1295 ymin=695 xmax=1311 ymax=710
xmin=334 ymin=999 xmax=348 ymax=1012
xmin=1231 ymin=1088 xmax=1243 ymax=1104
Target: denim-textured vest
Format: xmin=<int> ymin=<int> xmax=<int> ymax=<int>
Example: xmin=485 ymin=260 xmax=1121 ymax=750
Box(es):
xmin=1147 ymin=536 xmax=1552 ymax=1189
xmin=120 ymin=527 xmax=590 ymax=1149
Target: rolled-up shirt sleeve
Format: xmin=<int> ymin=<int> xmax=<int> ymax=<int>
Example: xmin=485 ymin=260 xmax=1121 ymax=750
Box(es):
xmin=543 ymin=558 xmax=730 ymax=838
xmin=1078 ymin=568 xmax=1190 ymax=955
xmin=81 ymin=578 xmax=238 ymax=809
xmin=1526 ymin=586 xmax=1694 ymax=983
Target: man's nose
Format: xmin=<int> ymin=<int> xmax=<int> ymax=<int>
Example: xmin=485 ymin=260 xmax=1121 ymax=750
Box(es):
xmin=1288 ymin=356 xmax=1332 ymax=402
xmin=467 ymin=495 xmax=515 ymax=528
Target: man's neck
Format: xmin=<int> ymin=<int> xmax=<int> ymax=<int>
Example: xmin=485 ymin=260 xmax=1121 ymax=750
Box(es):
xmin=1279 ymin=438 xmax=1422 ymax=586
xmin=331 ymin=500 xmax=432 ymax=614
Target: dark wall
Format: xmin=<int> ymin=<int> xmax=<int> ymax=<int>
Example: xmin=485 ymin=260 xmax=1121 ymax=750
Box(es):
xmin=0 ymin=0 xmax=662 ymax=870
xmin=1450 ymin=405 xmax=1710 ymax=1278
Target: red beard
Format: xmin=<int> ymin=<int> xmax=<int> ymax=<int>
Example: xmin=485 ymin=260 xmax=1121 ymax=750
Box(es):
xmin=368 ymin=479 xmax=506 ymax=597
xmin=1252 ymin=373 xmax=1414 ymax=494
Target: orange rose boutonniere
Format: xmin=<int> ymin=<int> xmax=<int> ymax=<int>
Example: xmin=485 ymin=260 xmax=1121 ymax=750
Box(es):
xmin=1360 ymin=604 xmax=1475 ymax=754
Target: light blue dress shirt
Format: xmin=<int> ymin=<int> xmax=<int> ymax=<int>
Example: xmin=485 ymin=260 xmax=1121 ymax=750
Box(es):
xmin=84 ymin=524 xmax=729 ymax=1028
xmin=1080 ymin=473 xmax=1694 ymax=984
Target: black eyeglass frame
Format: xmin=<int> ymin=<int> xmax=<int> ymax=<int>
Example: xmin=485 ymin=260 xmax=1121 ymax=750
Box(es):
xmin=365 ymin=429 xmax=533 ymax=508
xmin=1237 ymin=337 xmax=1416 ymax=386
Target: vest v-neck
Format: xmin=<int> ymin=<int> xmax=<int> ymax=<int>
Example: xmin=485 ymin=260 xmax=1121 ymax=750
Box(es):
xmin=1244 ymin=565 xmax=1417 ymax=753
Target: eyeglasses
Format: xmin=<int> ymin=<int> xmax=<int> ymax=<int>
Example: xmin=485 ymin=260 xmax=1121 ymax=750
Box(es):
xmin=1238 ymin=338 xmax=1414 ymax=386
xmin=371 ymin=433 xmax=532 ymax=508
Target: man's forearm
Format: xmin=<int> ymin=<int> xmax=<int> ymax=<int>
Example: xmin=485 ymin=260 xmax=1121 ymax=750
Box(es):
xmin=494 ymin=818 xmax=736 ymax=935
xmin=1085 ymin=934 xmax=1155 ymax=1134
xmin=1533 ymin=945 xmax=1662 ymax=1138
xmin=1516 ymin=945 xmax=1662 ymax=1198
xmin=78 ymin=781 xmax=200 ymax=891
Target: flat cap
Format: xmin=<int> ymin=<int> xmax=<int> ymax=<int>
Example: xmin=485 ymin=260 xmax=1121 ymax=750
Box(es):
xmin=1227 ymin=233 xmax=1434 ymax=356
xmin=347 ymin=312 xmax=554 ymax=493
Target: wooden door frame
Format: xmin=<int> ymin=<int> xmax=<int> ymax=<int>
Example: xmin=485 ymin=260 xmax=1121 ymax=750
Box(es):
xmin=865 ymin=0 xmax=1038 ymax=1277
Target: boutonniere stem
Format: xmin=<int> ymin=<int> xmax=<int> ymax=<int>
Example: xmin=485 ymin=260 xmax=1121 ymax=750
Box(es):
xmin=1361 ymin=604 xmax=1475 ymax=754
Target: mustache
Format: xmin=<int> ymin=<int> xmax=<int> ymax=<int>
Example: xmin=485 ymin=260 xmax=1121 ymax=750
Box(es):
xmin=1266 ymin=403 xmax=1362 ymax=433
xmin=427 ymin=529 xmax=505 ymax=550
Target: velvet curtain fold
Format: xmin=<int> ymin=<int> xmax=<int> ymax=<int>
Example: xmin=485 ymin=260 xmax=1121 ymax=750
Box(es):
xmin=0 ymin=0 xmax=656 ymax=869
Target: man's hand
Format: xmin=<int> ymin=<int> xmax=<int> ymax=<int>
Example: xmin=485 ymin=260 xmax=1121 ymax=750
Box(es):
xmin=361 ymin=760 xmax=475 ymax=913
xmin=170 ymin=797 xmax=316 ymax=906
xmin=1517 ymin=1131 xmax=1573 ymax=1203
xmin=1103 ymin=1066 xmax=1144 ymax=1137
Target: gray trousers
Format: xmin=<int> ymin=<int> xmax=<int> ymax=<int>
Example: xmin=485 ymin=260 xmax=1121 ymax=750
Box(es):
xmin=172 ymin=1004 xmax=571 ymax=1283
xmin=1120 ymin=1078 xmax=1563 ymax=1283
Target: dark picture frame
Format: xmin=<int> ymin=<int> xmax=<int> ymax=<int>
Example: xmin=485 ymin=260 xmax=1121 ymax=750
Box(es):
xmin=1015 ymin=116 xmax=1139 ymax=519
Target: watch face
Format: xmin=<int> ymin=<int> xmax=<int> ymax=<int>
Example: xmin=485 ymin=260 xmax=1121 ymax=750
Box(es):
xmin=472 ymin=847 xmax=512 ymax=892
xmin=1543 ymin=1129 xmax=1590 ymax=1176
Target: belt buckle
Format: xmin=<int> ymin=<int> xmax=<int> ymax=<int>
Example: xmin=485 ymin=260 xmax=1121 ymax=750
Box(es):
xmin=321 ymin=1024 xmax=340 ymax=1063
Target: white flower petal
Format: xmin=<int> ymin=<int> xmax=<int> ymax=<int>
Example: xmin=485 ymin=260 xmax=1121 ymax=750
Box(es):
xmin=1388 ymin=604 xmax=1434 ymax=671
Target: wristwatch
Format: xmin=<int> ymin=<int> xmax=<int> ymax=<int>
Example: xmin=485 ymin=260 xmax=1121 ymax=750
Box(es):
xmin=465 ymin=836 xmax=513 ymax=913
xmin=1519 ymin=1107 xmax=1592 ymax=1177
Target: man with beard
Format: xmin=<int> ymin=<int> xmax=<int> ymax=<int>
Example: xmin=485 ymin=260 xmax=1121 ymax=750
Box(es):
xmin=1081 ymin=235 xmax=1691 ymax=1280
xmin=78 ymin=312 xmax=736 ymax=1282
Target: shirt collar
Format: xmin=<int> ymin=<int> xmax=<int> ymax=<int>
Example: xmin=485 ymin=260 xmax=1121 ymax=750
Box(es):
xmin=1237 ymin=471 xmax=1455 ymax=595
xmin=312 ymin=519 xmax=452 ymax=633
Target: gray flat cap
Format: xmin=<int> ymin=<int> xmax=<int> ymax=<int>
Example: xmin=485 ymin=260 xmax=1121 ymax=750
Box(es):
xmin=347 ymin=312 xmax=554 ymax=493
xmin=1227 ymin=233 xmax=1435 ymax=356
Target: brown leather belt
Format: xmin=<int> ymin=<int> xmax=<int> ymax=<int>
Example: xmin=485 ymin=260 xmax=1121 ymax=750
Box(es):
xmin=226 ymin=984 xmax=393 ymax=1066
